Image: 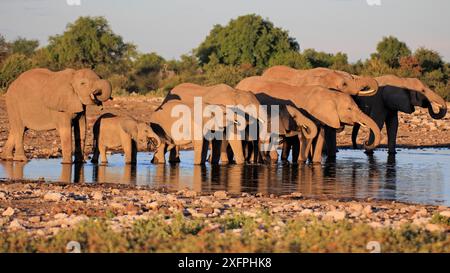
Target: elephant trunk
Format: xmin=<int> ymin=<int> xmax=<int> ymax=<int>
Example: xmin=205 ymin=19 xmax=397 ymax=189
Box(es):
xmin=355 ymin=76 xmax=379 ymax=96
xmin=424 ymin=87 xmax=447 ymax=119
xmin=300 ymin=118 xmax=318 ymax=139
xmin=149 ymin=132 xmax=161 ymax=150
xmin=91 ymin=79 xmax=113 ymax=104
xmin=356 ymin=111 xmax=381 ymax=150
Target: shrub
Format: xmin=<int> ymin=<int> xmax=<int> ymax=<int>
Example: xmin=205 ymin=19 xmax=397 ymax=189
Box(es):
xmin=0 ymin=53 xmax=33 ymax=91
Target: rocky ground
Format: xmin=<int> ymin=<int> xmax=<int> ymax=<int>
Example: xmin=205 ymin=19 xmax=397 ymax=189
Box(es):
xmin=0 ymin=180 xmax=449 ymax=252
xmin=0 ymin=95 xmax=449 ymax=159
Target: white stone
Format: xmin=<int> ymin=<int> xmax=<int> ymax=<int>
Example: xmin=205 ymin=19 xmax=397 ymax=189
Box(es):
xmin=2 ymin=207 xmax=15 ymax=217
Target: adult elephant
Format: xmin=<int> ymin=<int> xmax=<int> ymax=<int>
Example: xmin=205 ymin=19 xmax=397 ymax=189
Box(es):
xmin=1 ymin=68 xmax=112 ymax=163
xmin=236 ymin=76 xmax=381 ymax=163
xmin=159 ymin=83 xmax=265 ymax=164
xmin=246 ymin=93 xmax=318 ymax=163
xmin=262 ymin=65 xmax=379 ymax=159
xmin=149 ymin=100 xmax=236 ymax=165
xmin=262 ymin=66 xmax=378 ymax=96
xmin=352 ymin=75 xmax=447 ymax=154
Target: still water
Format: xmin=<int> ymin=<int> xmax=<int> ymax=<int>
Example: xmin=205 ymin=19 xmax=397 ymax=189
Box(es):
xmin=1 ymin=148 xmax=449 ymax=206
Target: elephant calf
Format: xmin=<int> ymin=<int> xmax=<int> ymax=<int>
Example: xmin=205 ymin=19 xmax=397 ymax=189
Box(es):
xmin=91 ymin=113 xmax=160 ymax=164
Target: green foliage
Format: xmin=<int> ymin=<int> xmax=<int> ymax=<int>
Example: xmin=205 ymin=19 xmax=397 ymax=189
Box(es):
xmin=375 ymin=36 xmax=411 ymax=68
xmin=0 ymin=34 xmax=10 ymax=64
xmin=203 ymin=63 xmax=258 ymax=87
xmin=127 ymin=52 xmax=166 ymax=93
xmin=0 ymin=53 xmax=33 ymax=90
xmin=45 ymin=16 xmax=136 ymax=77
xmin=0 ymin=214 xmax=448 ymax=253
xmin=10 ymin=37 xmax=39 ymax=57
xmin=196 ymin=14 xmax=299 ymax=68
xmin=414 ymin=47 xmax=444 ymax=73
xmin=268 ymin=51 xmax=312 ymax=69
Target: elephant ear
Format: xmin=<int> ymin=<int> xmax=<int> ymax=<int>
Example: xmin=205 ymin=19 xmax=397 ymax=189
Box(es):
xmin=41 ymin=71 xmax=84 ymax=114
xmin=310 ymin=101 xmax=341 ymax=129
xmin=279 ymin=105 xmax=296 ymax=132
xmin=120 ymin=118 xmax=139 ymax=140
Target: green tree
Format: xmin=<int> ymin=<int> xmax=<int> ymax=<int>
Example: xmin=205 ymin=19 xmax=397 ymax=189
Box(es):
xmin=374 ymin=36 xmax=411 ymax=68
xmin=302 ymin=49 xmax=334 ymax=68
xmin=45 ymin=16 xmax=135 ymax=76
xmin=414 ymin=47 xmax=444 ymax=73
xmin=196 ymin=14 xmax=299 ymax=68
xmin=0 ymin=53 xmax=33 ymax=90
xmin=128 ymin=52 xmax=165 ymax=93
xmin=10 ymin=37 xmax=39 ymax=57
xmin=0 ymin=34 xmax=10 ymax=64
xmin=268 ymin=51 xmax=312 ymax=69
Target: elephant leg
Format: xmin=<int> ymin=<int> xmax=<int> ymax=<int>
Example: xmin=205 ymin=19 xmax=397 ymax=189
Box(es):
xmin=193 ymin=139 xmax=208 ymax=165
xmin=291 ymin=135 xmax=300 ymax=164
xmin=220 ymin=139 xmax=230 ymax=163
xmin=281 ymin=136 xmax=293 ymax=162
xmin=324 ymin=126 xmax=337 ymax=159
xmin=169 ymin=146 xmax=180 ymax=163
xmin=269 ymin=150 xmax=279 ymax=163
xmin=385 ymin=110 xmax=399 ymax=155
xmin=73 ymin=112 xmax=86 ymax=163
xmin=1 ymin=132 xmax=15 ymax=160
xmin=210 ymin=139 xmax=222 ymax=165
xmin=312 ymin=127 xmax=325 ymax=163
xmin=58 ymin=121 xmax=73 ymax=164
xmin=299 ymin=134 xmax=308 ymax=163
xmin=11 ymin=123 xmax=27 ymax=162
xmin=228 ymin=140 xmax=245 ymax=164
xmin=121 ymin=133 xmax=134 ymax=164
xmin=152 ymin=143 xmax=166 ymax=164
xmin=99 ymin=144 xmax=108 ymax=165
xmin=351 ymin=124 xmax=361 ymax=149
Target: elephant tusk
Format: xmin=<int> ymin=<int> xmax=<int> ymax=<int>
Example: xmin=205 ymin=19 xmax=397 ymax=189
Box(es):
xmin=358 ymin=89 xmax=376 ymax=96
xmin=302 ymin=125 xmax=308 ymax=129
xmin=357 ymin=122 xmax=367 ymax=128
xmin=257 ymin=117 xmax=265 ymax=124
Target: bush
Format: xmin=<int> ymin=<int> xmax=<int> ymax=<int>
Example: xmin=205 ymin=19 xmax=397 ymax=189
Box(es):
xmin=0 ymin=53 xmax=33 ymax=91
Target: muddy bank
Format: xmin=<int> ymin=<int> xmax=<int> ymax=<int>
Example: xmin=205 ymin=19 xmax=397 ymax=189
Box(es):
xmin=0 ymin=95 xmax=449 ymax=159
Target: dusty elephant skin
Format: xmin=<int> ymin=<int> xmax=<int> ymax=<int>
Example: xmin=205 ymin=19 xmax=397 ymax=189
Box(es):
xmin=352 ymin=75 xmax=448 ymax=155
xmin=159 ymin=83 xmax=265 ymax=164
xmin=91 ymin=113 xmax=161 ymax=164
xmin=0 ymin=68 xmax=112 ymax=164
xmin=236 ymin=76 xmax=382 ymax=163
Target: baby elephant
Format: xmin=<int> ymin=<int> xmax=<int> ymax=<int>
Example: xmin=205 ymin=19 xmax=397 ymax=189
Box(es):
xmin=91 ymin=113 xmax=160 ymax=164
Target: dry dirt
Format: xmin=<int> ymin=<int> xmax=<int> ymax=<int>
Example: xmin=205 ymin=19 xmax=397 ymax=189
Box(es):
xmin=0 ymin=95 xmax=448 ymax=159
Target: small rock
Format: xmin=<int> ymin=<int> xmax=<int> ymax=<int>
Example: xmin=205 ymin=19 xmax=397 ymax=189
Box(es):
xmin=29 ymin=216 xmax=41 ymax=223
xmin=290 ymin=192 xmax=303 ymax=199
xmin=439 ymin=210 xmax=450 ymax=218
xmin=0 ymin=192 xmax=6 ymax=200
xmin=43 ymin=192 xmax=62 ymax=202
xmin=183 ymin=190 xmax=197 ymax=198
xmin=146 ymin=201 xmax=159 ymax=210
xmin=363 ymin=205 xmax=373 ymax=215
xmin=425 ymin=223 xmax=444 ymax=233
xmin=368 ymin=222 xmax=383 ymax=229
xmin=54 ymin=213 xmax=68 ymax=219
xmin=213 ymin=191 xmax=228 ymax=200
xmin=2 ymin=207 xmax=15 ymax=217
xmin=110 ymin=202 xmax=125 ymax=210
xmin=300 ymin=209 xmax=313 ymax=216
xmin=9 ymin=219 xmax=23 ymax=230
xmin=92 ymin=191 xmax=103 ymax=201
xmin=325 ymin=210 xmax=346 ymax=221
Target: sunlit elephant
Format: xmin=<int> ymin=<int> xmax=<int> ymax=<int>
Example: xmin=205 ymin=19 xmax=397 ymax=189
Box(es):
xmin=246 ymin=93 xmax=318 ymax=163
xmin=236 ymin=76 xmax=381 ymax=163
xmin=150 ymin=100 xmax=237 ymax=165
xmin=159 ymin=83 xmax=265 ymax=164
xmin=91 ymin=113 xmax=161 ymax=164
xmin=1 ymin=68 xmax=112 ymax=164
xmin=352 ymin=75 xmax=448 ymax=154
xmin=262 ymin=65 xmax=380 ymax=159
xmin=262 ymin=65 xmax=378 ymax=96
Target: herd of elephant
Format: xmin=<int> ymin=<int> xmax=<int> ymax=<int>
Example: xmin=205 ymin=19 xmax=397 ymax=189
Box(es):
xmin=0 ymin=65 xmax=447 ymax=166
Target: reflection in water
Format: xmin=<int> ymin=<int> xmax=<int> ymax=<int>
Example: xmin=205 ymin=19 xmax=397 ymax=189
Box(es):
xmin=0 ymin=149 xmax=449 ymax=206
